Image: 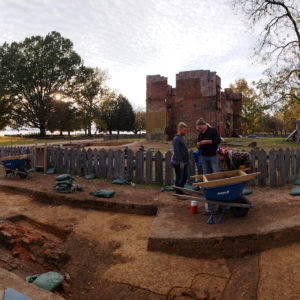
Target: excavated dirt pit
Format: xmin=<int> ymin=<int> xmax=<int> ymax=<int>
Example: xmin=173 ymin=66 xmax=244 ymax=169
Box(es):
xmin=0 ymin=180 xmax=300 ymax=299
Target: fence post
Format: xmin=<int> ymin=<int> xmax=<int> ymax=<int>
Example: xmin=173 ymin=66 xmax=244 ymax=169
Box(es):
xmin=99 ymin=149 xmax=107 ymax=178
xmin=258 ymin=149 xmax=267 ymax=186
xmin=107 ymin=149 xmax=114 ymax=179
xmin=145 ymin=150 xmax=153 ymax=184
xmin=296 ymin=148 xmax=300 ymax=178
xmin=56 ymin=147 xmax=63 ymax=174
xmin=135 ymin=150 xmax=144 ymax=183
xmin=155 ymin=151 xmax=163 ymax=184
xmin=284 ymin=148 xmax=291 ymax=184
xmin=269 ymin=149 xmax=277 ymax=187
xmin=249 ymin=149 xmax=256 ymax=186
xmin=291 ymin=149 xmax=296 ymax=182
xmin=114 ymin=150 xmax=124 ymax=180
xmin=165 ymin=151 xmax=173 ymax=186
xmin=69 ymin=148 xmax=75 ymax=175
xmin=75 ymin=149 xmax=81 ymax=175
xmin=277 ymin=148 xmax=285 ymax=186
xmin=126 ymin=149 xmax=134 ymax=181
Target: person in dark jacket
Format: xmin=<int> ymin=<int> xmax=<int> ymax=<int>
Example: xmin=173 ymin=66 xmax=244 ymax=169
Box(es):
xmin=196 ymin=118 xmax=221 ymax=174
xmin=196 ymin=118 xmax=221 ymax=213
xmin=172 ymin=122 xmax=189 ymax=194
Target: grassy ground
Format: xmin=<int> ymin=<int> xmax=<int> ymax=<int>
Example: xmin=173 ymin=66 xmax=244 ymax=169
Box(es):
xmin=222 ymin=137 xmax=299 ymax=152
xmin=0 ymin=135 xmax=298 ymax=151
xmin=0 ymin=136 xmax=79 ymax=146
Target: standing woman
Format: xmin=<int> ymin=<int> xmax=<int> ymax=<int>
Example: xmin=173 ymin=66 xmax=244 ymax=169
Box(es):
xmin=172 ymin=122 xmax=189 ymax=194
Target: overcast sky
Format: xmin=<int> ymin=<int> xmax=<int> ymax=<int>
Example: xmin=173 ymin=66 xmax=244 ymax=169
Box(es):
xmin=0 ymin=0 xmax=266 ymax=109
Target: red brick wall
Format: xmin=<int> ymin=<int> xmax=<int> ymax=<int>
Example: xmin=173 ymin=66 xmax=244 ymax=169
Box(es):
xmin=146 ymin=70 xmax=242 ymax=140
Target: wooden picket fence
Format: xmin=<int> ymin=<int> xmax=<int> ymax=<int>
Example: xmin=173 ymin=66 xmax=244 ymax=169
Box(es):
xmin=0 ymin=146 xmax=299 ymax=187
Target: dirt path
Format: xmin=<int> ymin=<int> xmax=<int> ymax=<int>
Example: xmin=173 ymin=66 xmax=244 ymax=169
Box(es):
xmin=0 ymin=185 xmax=299 ymax=299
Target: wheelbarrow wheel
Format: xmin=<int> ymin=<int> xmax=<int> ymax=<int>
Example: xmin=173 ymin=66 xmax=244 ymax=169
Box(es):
xmin=230 ymin=196 xmax=249 ymax=217
xmin=18 ymin=169 xmax=28 ymax=179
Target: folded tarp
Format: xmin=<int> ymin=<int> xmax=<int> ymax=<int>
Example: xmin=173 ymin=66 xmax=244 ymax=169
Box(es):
xmin=184 ymin=183 xmax=200 ymax=191
xmin=46 ymin=167 xmax=55 ymax=174
xmin=55 ymin=174 xmax=74 ymax=181
xmin=90 ymin=190 xmax=115 ymax=198
xmin=163 ymin=186 xmax=175 ymax=191
xmin=85 ymin=173 xmax=96 ymax=180
xmin=290 ymin=187 xmax=300 ymax=196
xmin=294 ymin=179 xmax=300 ymax=185
xmin=111 ymin=179 xmax=130 ymax=185
xmin=242 ymin=188 xmax=252 ymax=195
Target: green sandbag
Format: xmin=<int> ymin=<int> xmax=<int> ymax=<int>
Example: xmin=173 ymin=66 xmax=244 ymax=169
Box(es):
xmin=53 ymin=179 xmax=73 ymax=193
xmin=290 ymin=187 xmax=300 ymax=196
xmin=56 ymin=174 xmax=73 ymax=181
xmin=294 ymin=179 xmax=300 ymax=185
xmin=85 ymin=173 xmax=96 ymax=180
xmin=90 ymin=190 xmax=115 ymax=198
xmin=73 ymin=184 xmax=83 ymax=191
xmin=26 ymin=272 xmax=64 ymax=291
xmin=242 ymin=188 xmax=252 ymax=195
xmin=163 ymin=186 xmax=175 ymax=191
xmin=184 ymin=183 xmax=200 ymax=191
xmin=46 ymin=167 xmax=55 ymax=174
xmin=111 ymin=179 xmax=130 ymax=185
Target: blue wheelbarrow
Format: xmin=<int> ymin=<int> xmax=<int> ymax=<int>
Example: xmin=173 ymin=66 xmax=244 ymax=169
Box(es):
xmin=175 ymin=169 xmax=260 ymax=224
xmin=0 ymin=154 xmax=31 ymax=179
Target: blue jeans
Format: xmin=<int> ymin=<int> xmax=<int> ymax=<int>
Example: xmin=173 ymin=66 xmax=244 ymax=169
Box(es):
xmin=200 ymin=155 xmax=220 ymax=174
xmin=201 ymin=155 xmax=220 ymax=212
xmin=173 ymin=163 xmax=189 ymax=194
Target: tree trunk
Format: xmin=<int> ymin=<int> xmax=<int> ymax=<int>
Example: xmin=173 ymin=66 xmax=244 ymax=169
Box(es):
xmin=88 ymin=124 xmax=92 ymax=136
xmin=59 ymin=130 xmax=63 ymax=136
xmin=39 ymin=125 xmax=46 ymax=137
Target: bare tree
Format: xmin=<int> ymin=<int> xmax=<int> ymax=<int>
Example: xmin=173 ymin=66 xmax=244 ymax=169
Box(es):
xmin=234 ymin=0 xmax=300 ymax=104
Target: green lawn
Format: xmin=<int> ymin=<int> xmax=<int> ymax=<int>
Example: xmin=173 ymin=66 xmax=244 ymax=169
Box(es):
xmin=222 ymin=137 xmax=299 ymax=151
xmin=0 ymin=136 xmax=82 ymax=146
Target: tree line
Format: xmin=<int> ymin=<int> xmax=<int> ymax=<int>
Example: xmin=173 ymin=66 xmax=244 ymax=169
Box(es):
xmin=0 ymin=31 xmax=145 ymax=136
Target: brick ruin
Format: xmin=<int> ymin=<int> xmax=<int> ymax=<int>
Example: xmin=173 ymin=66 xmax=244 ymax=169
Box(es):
xmin=146 ymin=70 xmax=242 ymax=140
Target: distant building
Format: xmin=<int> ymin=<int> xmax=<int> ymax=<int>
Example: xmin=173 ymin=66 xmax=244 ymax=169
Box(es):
xmin=146 ymin=70 xmax=242 ymax=140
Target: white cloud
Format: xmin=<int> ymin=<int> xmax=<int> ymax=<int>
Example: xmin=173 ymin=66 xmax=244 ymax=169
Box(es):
xmin=0 ymin=0 xmax=264 ymax=109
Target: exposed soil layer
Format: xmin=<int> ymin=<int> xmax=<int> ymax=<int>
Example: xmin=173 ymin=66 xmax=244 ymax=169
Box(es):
xmin=0 ymin=174 xmax=299 ymax=299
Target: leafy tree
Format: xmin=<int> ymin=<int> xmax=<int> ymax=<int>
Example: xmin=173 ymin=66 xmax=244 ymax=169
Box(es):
xmin=258 ymin=114 xmax=284 ymax=135
xmin=114 ymin=94 xmax=135 ymax=135
xmin=0 ymin=31 xmax=82 ymax=136
xmin=134 ymin=110 xmax=146 ymax=134
xmin=234 ymin=0 xmax=300 ymax=105
xmin=99 ymin=93 xmax=135 ymax=135
xmin=98 ymin=91 xmax=117 ymax=135
xmin=275 ymin=100 xmax=300 ymax=132
xmin=48 ymin=100 xmax=81 ymax=136
xmin=0 ymin=87 xmax=13 ymax=130
xmin=73 ymin=67 xmax=109 ymax=136
xmin=229 ymin=79 xmax=268 ymax=134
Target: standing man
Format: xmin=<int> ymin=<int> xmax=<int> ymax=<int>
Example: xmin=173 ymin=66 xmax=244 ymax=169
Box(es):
xmin=196 ymin=118 xmax=221 ymax=174
xmin=196 ymin=118 xmax=221 ymax=213
xmin=172 ymin=122 xmax=189 ymax=194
